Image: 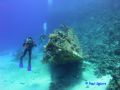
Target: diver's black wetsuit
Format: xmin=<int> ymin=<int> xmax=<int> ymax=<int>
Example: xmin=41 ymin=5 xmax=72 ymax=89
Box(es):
xmin=19 ymin=37 xmax=36 ymax=71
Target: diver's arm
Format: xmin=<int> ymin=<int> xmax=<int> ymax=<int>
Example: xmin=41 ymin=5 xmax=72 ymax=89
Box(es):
xmin=23 ymin=40 xmax=26 ymax=47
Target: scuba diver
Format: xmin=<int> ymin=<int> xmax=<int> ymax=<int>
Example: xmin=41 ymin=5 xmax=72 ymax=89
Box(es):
xmin=19 ymin=37 xmax=36 ymax=71
xmin=39 ymin=34 xmax=47 ymax=43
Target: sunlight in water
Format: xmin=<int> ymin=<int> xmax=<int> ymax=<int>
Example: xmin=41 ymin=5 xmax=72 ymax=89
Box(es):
xmin=48 ymin=0 xmax=53 ymax=6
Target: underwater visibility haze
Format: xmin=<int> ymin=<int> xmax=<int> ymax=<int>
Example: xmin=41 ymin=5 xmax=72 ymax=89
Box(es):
xmin=0 ymin=0 xmax=120 ymax=90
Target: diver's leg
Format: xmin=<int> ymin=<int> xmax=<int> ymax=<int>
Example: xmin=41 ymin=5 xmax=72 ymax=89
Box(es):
xmin=27 ymin=49 xmax=32 ymax=71
xmin=19 ymin=49 xmax=27 ymax=68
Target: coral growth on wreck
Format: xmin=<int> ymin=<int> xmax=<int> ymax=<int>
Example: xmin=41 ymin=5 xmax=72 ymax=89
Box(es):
xmin=43 ymin=25 xmax=83 ymax=64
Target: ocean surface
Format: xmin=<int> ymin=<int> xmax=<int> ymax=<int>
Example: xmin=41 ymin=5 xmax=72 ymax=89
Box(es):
xmin=0 ymin=0 xmax=120 ymax=90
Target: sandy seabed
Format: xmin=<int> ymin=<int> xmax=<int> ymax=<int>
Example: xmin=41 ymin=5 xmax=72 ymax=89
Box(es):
xmin=0 ymin=50 xmax=111 ymax=90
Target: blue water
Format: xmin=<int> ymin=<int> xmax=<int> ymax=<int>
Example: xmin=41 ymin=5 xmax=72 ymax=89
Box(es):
xmin=0 ymin=0 xmax=48 ymax=51
xmin=0 ymin=0 xmax=118 ymax=51
xmin=0 ymin=0 xmax=120 ymax=90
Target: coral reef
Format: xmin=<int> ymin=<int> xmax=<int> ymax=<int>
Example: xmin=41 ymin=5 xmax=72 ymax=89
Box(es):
xmin=107 ymin=67 xmax=120 ymax=90
xmin=75 ymin=14 xmax=120 ymax=89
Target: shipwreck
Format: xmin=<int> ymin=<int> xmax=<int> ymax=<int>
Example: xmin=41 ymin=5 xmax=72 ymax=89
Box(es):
xmin=43 ymin=25 xmax=84 ymax=90
xmin=43 ymin=25 xmax=83 ymax=64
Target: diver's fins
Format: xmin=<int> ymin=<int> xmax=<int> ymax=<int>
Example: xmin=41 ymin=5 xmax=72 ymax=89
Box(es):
xmin=27 ymin=65 xmax=31 ymax=71
xmin=19 ymin=60 xmax=23 ymax=68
